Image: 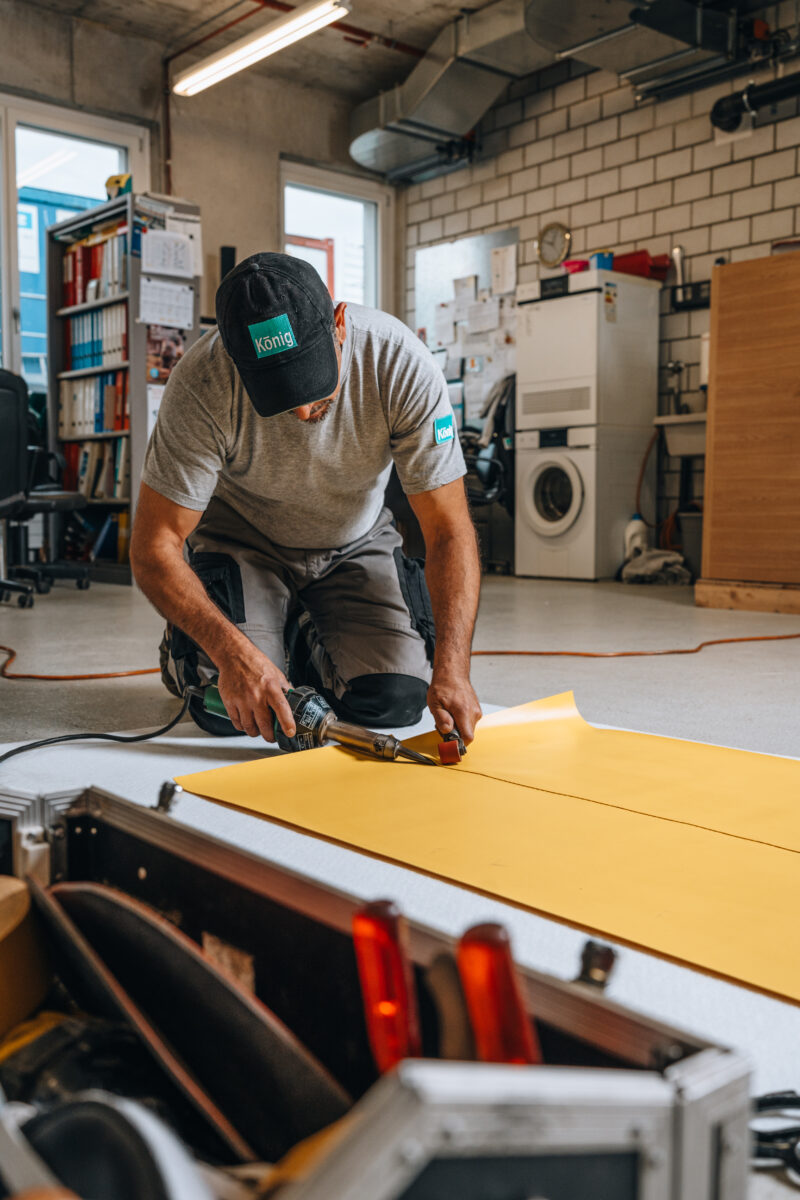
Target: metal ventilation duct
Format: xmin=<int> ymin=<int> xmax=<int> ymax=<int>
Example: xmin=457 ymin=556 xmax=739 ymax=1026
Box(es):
xmin=348 ymin=0 xmax=554 ymax=181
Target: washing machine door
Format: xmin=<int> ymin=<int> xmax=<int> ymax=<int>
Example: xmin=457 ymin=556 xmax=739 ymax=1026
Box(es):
xmin=522 ymin=456 xmax=584 ymax=537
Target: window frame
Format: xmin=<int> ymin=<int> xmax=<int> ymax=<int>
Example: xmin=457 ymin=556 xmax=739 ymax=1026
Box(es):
xmin=0 ymin=94 xmax=151 ymax=375
xmin=280 ymin=160 xmax=395 ymax=315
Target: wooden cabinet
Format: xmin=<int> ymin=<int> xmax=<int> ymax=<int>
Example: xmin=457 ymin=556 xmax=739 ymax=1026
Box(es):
xmin=697 ymin=252 xmax=800 ymax=612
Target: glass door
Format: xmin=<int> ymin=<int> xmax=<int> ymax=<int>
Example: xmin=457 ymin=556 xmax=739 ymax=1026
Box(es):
xmin=0 ymin=96 xmax=149 ymax=387
xmin=16 ymin=126 xmax=127 ymax=393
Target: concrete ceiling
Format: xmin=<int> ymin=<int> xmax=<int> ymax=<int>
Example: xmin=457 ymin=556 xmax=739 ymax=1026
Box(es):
xmin=29 ymin=0 xmax=502 ymax=100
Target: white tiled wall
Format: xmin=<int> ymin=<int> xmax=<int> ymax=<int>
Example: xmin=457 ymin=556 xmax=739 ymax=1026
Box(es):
xmin=403 ymin=58 xmax=800 ymax=518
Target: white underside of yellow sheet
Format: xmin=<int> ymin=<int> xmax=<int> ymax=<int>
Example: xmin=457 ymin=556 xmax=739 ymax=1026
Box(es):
xmin=176 ymin=692 xmax=800 ymax=1005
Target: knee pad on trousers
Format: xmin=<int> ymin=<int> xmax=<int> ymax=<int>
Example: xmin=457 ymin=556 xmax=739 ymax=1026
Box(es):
xmin=335 ymin=673 xmax=428 ymax=728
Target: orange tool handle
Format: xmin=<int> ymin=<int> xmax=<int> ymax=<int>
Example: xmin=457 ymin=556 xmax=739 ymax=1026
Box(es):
xmin=457 ymin=922 xmax=542 ymax=1065
xmin=352 ymin=899 xmax=422 ymax=1073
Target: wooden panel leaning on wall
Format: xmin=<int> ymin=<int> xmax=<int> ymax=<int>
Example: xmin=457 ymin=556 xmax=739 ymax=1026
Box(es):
xmin=697 ymin=251 xmax=800 ymax=612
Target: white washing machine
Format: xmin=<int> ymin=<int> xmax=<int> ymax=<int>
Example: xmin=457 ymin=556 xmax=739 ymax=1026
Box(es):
xmin=515 ymin=426 xmax=654 ymax=580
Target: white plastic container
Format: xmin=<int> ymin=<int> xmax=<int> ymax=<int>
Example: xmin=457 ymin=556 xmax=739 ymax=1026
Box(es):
xmin=624 ymin=514 xmax=649 ymax=560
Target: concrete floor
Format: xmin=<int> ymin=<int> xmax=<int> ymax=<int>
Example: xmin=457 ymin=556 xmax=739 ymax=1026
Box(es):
xmin=2 ymin=576 xmax=800 ymax=1197
xmin=1 ymin=575 xmax=798 ymax=756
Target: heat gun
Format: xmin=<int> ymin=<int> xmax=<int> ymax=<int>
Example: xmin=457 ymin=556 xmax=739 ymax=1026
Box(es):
xmin=198 ymin=683 xmax=442 ymax=766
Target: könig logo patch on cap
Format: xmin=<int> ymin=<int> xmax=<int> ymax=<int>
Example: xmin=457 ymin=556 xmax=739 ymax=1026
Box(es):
xmin=248 ymin=313 xmax=297 ymax=358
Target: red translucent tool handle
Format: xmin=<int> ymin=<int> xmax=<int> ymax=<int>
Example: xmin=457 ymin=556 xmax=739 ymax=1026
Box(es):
xmin=352 ymin=900 xmax=422 ymax=1074
xmin=457 ymin=922 xmax=542 ymax=1065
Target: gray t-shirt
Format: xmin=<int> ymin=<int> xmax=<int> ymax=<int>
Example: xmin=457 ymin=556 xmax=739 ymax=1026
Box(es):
xmin=141 ymin=304 xmax=465 ymax=549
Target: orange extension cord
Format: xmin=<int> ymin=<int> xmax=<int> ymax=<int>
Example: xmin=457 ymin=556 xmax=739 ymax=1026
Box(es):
xmin=2 ymin=633 xmax=799 ymax=682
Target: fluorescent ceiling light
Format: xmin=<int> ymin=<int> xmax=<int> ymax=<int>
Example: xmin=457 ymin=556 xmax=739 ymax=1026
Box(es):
xmin=173 ymin=0 xmax=350 ymax=96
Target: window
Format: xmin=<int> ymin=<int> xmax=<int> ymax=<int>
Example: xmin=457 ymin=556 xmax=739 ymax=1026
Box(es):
xmin=16 ymin=127 xmax=127 ymax=390
xmin=0 ymin=97 xmax=149 ymax=388
xmin=281 ymin=163 xmax=394 ymax=312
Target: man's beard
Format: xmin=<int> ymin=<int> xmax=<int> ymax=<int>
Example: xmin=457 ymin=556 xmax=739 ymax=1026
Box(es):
xmin=296 ymin=398 xmax=335 ymax=424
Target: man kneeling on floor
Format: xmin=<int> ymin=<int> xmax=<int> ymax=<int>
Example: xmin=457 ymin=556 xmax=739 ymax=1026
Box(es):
xmin=130 ymin=252 xmax=482 ymax=747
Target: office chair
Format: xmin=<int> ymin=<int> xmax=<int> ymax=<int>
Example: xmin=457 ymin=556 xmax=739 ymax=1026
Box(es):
xmin=0 ymin=369 xmax=89 ymax=607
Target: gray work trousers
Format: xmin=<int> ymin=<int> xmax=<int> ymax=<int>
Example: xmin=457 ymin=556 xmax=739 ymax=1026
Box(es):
xmin=161 ymin=497 xmax=435 ymax=731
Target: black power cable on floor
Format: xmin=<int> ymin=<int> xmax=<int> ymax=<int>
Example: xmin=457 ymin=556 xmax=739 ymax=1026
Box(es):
xmin=0 ymin=696 xmax=191 ymax=767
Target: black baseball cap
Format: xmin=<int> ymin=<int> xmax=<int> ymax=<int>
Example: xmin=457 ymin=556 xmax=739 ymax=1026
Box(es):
xmin=215 ymin=252 xmax=338 ymax=418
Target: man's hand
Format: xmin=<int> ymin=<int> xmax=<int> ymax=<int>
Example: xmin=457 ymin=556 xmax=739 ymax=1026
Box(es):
xmin=427 ymin=670 xmax=482 ymax=745
xmin=216 ymin=646 xmax=296 ymax=742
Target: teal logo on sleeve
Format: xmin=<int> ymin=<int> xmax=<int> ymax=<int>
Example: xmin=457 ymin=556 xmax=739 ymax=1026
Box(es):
xmin=434 ymin=416 xmax=455 ymax=445
xmin=248 ymin=313 xmax=297 ymax=358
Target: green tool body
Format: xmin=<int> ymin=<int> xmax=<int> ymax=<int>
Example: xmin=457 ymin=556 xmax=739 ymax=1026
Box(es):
xmin=201 ymin=683 xmax=436 ymax=765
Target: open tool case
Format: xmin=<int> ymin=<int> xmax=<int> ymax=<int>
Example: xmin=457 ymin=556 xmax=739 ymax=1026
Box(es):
xmin=2 ymin=784 xmax=750 ymax=1199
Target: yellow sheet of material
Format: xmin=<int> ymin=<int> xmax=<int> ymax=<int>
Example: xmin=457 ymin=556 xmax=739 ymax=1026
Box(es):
xmin=176 ymin=693 xmax=800 ymax=1005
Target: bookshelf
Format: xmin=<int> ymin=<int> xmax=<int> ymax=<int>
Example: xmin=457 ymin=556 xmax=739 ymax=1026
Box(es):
xmin=46 ymin=193 xmax=201 ymax=583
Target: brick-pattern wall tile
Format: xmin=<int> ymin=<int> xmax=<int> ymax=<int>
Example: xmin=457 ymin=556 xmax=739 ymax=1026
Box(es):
xmin=753 ymin=147 xmax=795 ymax=182
xmin=620 ymin=106 xmax=655 ymax=137
xmin=539 ymin=108 xmax=568 ymax=137
xmin=709 ymin=218 xmax=751 ymax=250
xmin=511 ymin=166 xmax=540 ymax=195
xmin=586 ymin=116 xmax=619 ymax=147
xmin=673 ymin=171 xmax=711 ymax=204
xmin=637 ymin=126 xmax=674 ymax=158
xmin=540 ymin=159 xmax=570 ymax=186
xmin=655 ymin=203 xmax=692 ymax=234
xmin=619 ymin=212 xmax=654 ymax=241
xmin=731 ymin=183 xmax=772 ymax=218
xmin=443 ymin=211 xmax=469 ymax=238
xmin=674 ymin=115 xmax=709 ymax=147
xmin=774 ymin=176 xmax=800 ymax=208
xmin=637 ymin=181 xmax=672 ymax=212
xmin=656 ymin=148 xmax=693 ymax=179
xmin=571 ymin=198 xmax=603 ymax=226
xmin=570 ymin=97 xmax=602 ymax=127
xmin=483 ymin=176 xmax=510 ymax=203
xmin=523 ymin=138 xmax=554 ymax=166
xmin=752 ymin=209 xmax=794 ymax=241
xmin=407 ymin=200 xmax=430 ymax=224
xmin=497 ymin=195 xmax=524 ymax=223
xmin=555 ymin=128 xmax=585 ymax=157
xmin=603 ymin=191 xmax=637 ymax=220
xmin=692 ymin=194 xmax=730 ymax=224
xmin=431 ymin=192 xmax=456 ymax=217
xmin=555 ymin=177 xmax=587 ymax=206
xmin=693 ymin=139 xmax=732 ymax=171
xmin=587 ymin=168 xmax=620 ymax=198
xmin=602 ymin=86 xmax=635 ymax=116
xmin=712 ymin=161 xmax=752 ymax=193
xmin=571 ymin=147 xmax=604 ymax=176
xmin=603 ymin=136 xmax=638 ymax=167
xmin=620 ymin=158 xmax=655 ymax=189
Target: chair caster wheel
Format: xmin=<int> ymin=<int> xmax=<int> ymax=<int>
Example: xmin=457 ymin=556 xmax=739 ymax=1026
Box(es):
xmin=76 ymin=577 xmax=90 ymax=590
xmin=35 ymin=578 xmax=52 ymax=594
xmin=18 ymin=593 xmax=34 ymax=608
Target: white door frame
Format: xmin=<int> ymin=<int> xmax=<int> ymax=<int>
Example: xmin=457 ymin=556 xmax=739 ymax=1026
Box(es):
xmin=280 ymin=160 xmax=395 ymax=315
xmin=0 ymin=94 xmax=150 ymax=373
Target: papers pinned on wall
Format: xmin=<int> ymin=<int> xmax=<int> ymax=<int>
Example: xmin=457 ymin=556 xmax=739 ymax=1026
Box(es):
xmin=491 ymin=243 xmax=517 ymax=295
xmin=434 ymin=301 xmax=456 ymax=346
xmin=141 ymin=229 xmax=195 ymax=279
xmin=139 ymin=277 xmax=195 ymax=330
xmin=466 ymin=297 xmax=500 ymax=334
xmin=453 ymin=274 xmax=478 ymax=319
xmin=166 ymin=214 xmax=204 ymax=278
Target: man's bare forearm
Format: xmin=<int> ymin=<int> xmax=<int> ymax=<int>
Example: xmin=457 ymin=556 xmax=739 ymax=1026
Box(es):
xmin=425 ymin=525 xmax=481 ymax=677
xmin=131 ymin=541 xmax=251 ymax=670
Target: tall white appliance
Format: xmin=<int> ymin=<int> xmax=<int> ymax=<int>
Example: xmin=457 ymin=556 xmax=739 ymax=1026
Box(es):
xmin=514 ymin=270 xmax=660 ymax=580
